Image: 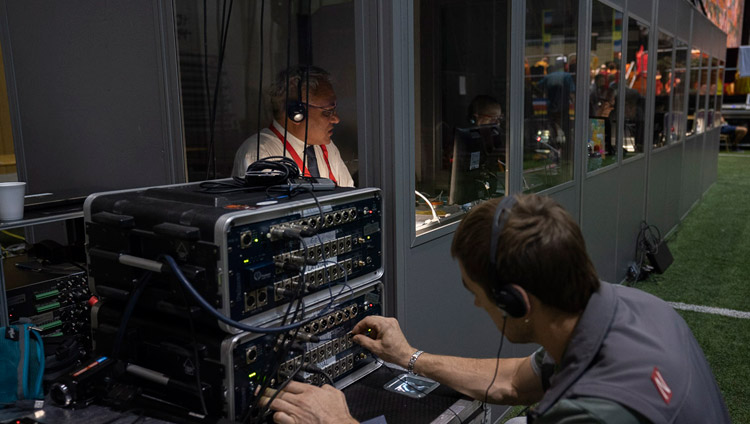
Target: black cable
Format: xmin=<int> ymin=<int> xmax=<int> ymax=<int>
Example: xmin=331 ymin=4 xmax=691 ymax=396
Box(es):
xmin=258 ymin=350 xmax=306 ymax=423
xmin=631 ymin=221 xmax=664 ymax=284
xmin=282 ymin=0 xmax=293 ymax=160
xmin=302 ymin=67 xmax=309 ymax=176
xmin=483 ymin=316 xmax=507 ymax=423
xmin=203 ymin=0 xmax=210 ymax=173
xmin=163 ymin=255 xmax=326 ymax=334
xmin=112 ymin=271 xmax=152 ymax=359
xmin=205 ymin=0 xmax=235 ymax=180
xmin=301 ymin=1 xmax=313 ymax=174
xmin=244 ymin=156 xmax=300 ymax=186
xmin=248 ymin=237 xmax=311 ymax=423
xmin=198 ymin=179 xmax=264 ymax=194
xmin=303 ymin=363 xmax=334 ymax=386
xmin=255 ymin=0 xmax=265 ymax=162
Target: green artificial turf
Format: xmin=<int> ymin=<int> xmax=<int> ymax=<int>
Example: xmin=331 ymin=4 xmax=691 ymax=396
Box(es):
xmin=637 ymin=154 xmax=750 ymax=312
xmin=676 ymin=310 xmax=750 ymax=423
xmin=635 ymin=153 xmax=750 ymax=423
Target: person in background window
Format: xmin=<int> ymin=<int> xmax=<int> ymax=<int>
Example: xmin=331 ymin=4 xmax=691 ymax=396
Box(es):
xmin=720 ymin=116 xmax=747 ymax=152
xmin=589 ymin=74 xmax=615 ymax=119
xmin=468 ymin=95 xmax=504 ymax=126
xmin=536 ymin=56 xmax=574 ymax=164
xmin=232 ymin=66 xmax=355 ymax=187
xmin=623 ymin=87 xmax=645 ymax=153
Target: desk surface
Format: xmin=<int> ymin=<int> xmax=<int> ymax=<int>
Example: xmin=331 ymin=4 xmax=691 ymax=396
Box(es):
xmin=0 ymin=366 xmax=482 ymax=424
xmin=344 ymin=366 xmax=483 ymax=424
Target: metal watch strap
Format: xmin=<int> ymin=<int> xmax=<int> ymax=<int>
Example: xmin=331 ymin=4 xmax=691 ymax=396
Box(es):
xmin=408 ymin=350 xmax=424 ymax=374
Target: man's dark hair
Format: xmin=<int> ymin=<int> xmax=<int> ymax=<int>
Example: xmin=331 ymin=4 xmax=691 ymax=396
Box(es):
xmin=450 ymin=194 xmax=600 ymax=313
xmin=269 ymin=65 xmax=333 ymax=120
xmin=468 ymin=95 xmax=501 ymax=118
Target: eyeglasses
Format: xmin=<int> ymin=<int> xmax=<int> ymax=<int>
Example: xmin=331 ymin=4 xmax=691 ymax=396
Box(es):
xmin=475 ymin=114 xmax=505 ymax=124
xmin=307 ymin=103 xmax=338 ymax=118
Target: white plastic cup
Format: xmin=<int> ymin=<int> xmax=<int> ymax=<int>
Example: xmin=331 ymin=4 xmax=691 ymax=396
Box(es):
xmin=0 ymin=182 xmax=26 ymax=221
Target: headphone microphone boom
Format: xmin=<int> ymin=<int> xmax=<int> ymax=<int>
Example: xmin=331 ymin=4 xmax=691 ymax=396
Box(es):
xmin=487 ymin=195 xmax=528 ymax=318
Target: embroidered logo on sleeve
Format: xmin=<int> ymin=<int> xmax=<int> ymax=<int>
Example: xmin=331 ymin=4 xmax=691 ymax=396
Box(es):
xmin=651 ymin=367 xmax=672 ymax=404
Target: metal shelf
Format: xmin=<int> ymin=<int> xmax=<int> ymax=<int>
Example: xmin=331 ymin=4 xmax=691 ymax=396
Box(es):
xmin=1 ymin=203 xmax=84 ymax=327
xmin=0 ymin=209 xmax=84 ymax=231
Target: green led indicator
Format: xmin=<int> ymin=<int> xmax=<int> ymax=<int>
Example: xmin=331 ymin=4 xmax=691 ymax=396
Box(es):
xmin=366 ymin=236 xmax=371 ymax=240
xmin=254 ymin=238 xmax=259 ymax=243
xmin=244 ymin=259 xmax=250 ymax=264
xmin=248 ymin=372 xmax=257 ymax=379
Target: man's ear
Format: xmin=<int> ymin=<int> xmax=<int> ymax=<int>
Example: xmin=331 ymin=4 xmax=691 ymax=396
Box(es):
xmin=510 ymin=284 xmax=532 ymax=318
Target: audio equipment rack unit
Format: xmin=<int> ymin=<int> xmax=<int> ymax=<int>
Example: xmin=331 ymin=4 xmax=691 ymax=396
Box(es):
xmin=84 ymin=182 xmax=383 ymax=333
xmin=88 ymin=281 xmax=384 ymax=421
xmin=3 ymin=252 xmax=93 ymax=340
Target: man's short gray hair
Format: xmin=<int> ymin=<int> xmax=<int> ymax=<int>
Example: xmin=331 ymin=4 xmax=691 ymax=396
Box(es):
xmin=268 ymin=66 xmax=333 ymax=119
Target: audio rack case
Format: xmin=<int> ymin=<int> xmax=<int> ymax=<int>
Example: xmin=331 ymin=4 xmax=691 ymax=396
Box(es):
xmin=84 ymin=181 xmax=384 ymax=333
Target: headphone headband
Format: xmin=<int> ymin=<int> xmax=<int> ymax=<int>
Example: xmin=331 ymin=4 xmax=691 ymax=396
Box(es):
xmin=487 ymin=195 xmax=527 ymax=318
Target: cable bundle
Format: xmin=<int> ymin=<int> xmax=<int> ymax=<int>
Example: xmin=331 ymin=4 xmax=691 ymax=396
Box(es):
xmin=628 ymin=221 xmax=664 ymax=283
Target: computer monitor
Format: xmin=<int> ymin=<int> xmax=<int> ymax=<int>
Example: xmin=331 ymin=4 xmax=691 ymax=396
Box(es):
xmin=448 ymin=125 xmax=504 ymax=205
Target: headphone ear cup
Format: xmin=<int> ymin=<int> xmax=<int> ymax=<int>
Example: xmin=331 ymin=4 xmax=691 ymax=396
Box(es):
xmin=287 ymin=101 xmax=307 ymax=123
xmin=491 ymin=285 xmax=527 ymax=318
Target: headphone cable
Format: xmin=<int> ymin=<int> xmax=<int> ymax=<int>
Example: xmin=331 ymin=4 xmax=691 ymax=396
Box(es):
xmin=482 ymin=316 xmax=506 ymax=422
xmin=281 ymin=0 xmax=293 ymax=160
xmin=255 ymin=0 xmax=266 ymax=163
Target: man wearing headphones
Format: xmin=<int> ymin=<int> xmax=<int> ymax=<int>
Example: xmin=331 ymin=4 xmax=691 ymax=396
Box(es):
xmin=467 ymin=95 xmax=503 ymax=126
xmin=232 ymin=66 xmax=355 ymax=187
xmin=263 ymin=194 xmax=729 ymax=423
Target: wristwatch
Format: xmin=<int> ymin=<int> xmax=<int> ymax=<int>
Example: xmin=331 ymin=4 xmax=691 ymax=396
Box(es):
xmin=407 ymin=350 xmax=424 ymax=374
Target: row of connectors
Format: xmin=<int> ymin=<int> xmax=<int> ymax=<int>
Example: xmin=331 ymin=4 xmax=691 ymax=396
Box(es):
xmin=302 ymin=304 xmax=359 ymax=336
xmin=243 ymin=287 xmax=269 ymax=313
xmin=278 ymin=333 xmax=356 ymax=379
xmin=307 ymin=259 xmax=354 ymax=289
xmin=274 ymin=235 xmax=355 ymax=268
xmin=268 ymin=207 xmax=360 ymax=240
xmin=302 ymin=353 xmax=360 ymax=386
xmin=272 ymin=259 xmax=356 ymax=302
xmin=320 ymin=353 xmax=356 ymax=380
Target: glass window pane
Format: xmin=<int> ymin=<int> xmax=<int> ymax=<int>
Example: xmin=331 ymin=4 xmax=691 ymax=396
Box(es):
xmin=687 ymin=49 xmax=702 ymax=136
xmin=708 ymin=56 xmax=719 ymax=128
xmin=523 ymin=0 xmax=579 ymax=192
xmin=587 ymin=1 xmax=623 ymax=172
xmin=672 ymin=39 xmax=688 ymax=143
xmin=623 ymin=18 xmax=648 ymax=158
xmin=175 ymin=1 xmax=359 ymax=182
xmin=715 ymin=60 xmax=725 ymax=126
xmin=414 ymin=0 xmax=510 ymax=235
xmin=653 ymin=32 xmax=673 ymax=148
xmin=697 ymin=51 xmax=710 ymax=133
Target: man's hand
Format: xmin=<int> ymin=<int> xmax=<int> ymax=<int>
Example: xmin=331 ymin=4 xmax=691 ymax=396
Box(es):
xmin=351 ymin=316 xmax=415 ymax=368
xmin=261 ymin=381 xmax=358 ymax=424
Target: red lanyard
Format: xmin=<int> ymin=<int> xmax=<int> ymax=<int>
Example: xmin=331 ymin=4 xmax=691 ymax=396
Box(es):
xmin=269 ymin=126 xmax=338 ymax=185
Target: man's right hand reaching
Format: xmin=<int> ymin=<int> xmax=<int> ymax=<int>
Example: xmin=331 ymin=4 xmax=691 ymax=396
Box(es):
xmin=351 ymin=316 xmax=416 ymax=368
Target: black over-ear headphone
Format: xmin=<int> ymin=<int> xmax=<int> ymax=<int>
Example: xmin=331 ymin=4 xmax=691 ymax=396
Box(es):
xmin=488 ymin=195 xmax=528 ymax=318
xmin=286 ymin=68 xmax=307 ymax=123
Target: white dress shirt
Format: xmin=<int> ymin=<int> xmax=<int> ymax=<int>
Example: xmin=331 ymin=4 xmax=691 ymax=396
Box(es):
xmin=232 ymin=120 xmax=354 ymax=188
